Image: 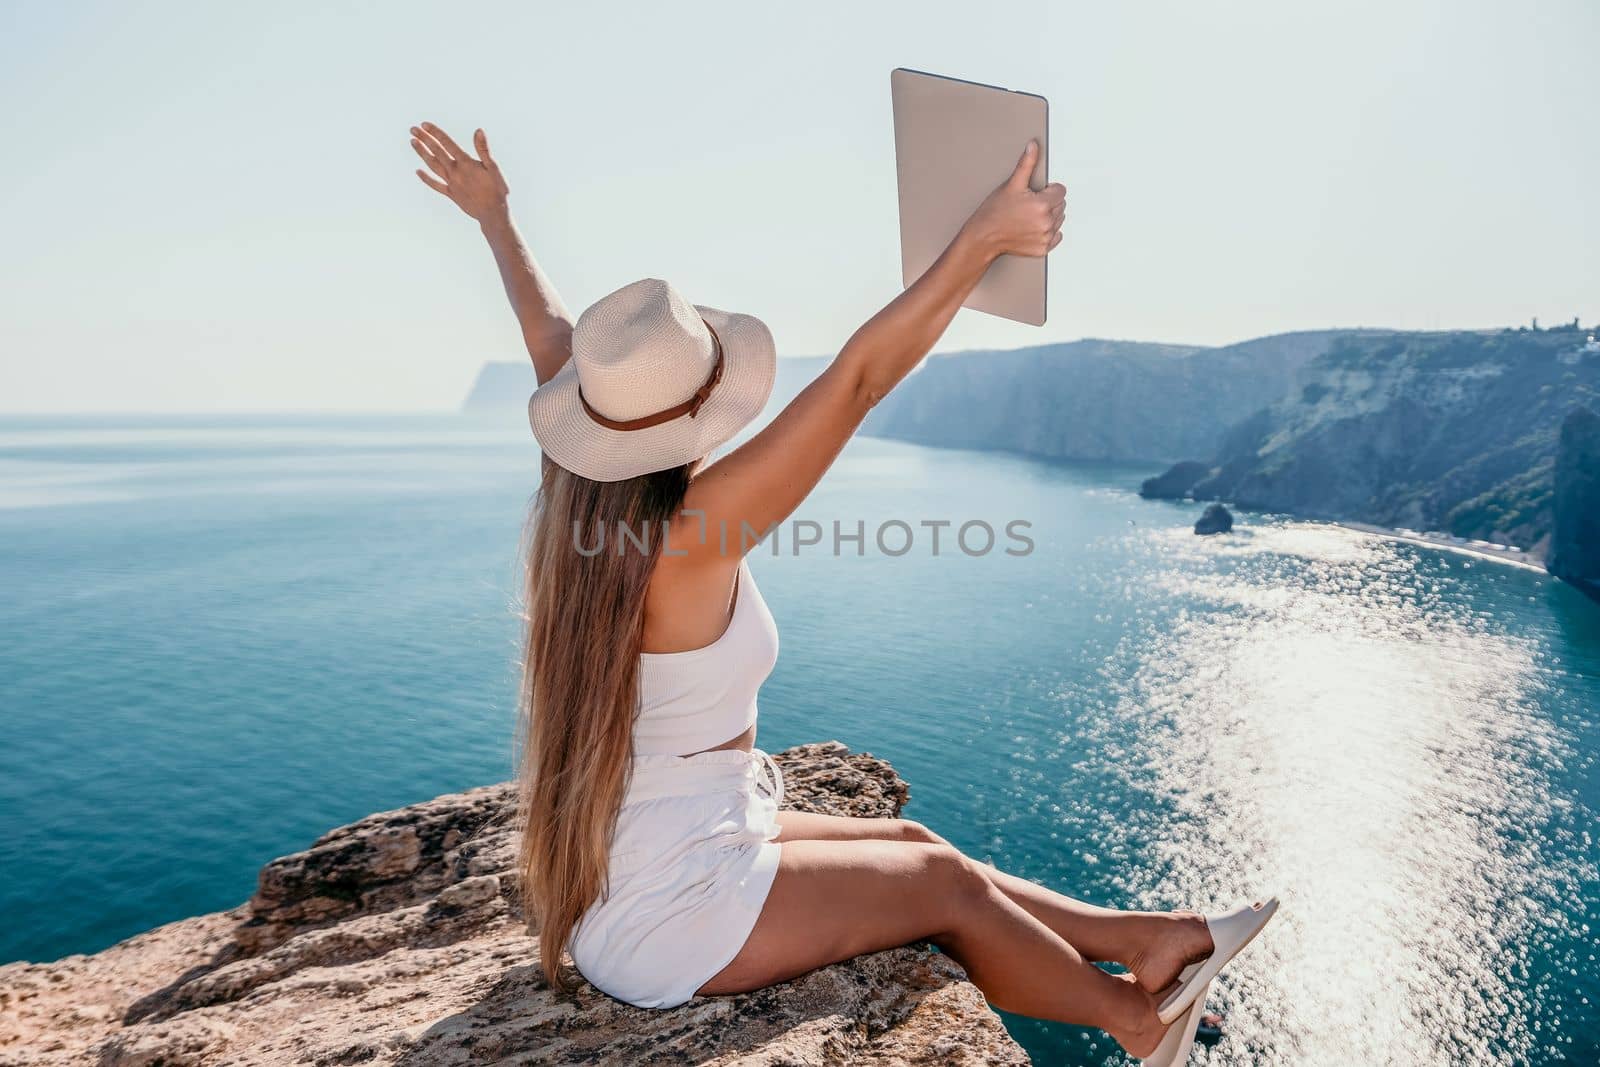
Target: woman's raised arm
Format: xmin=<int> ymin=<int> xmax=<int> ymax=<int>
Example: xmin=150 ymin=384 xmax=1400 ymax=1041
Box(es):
xmin=680 ymin=141 xmax=1065 ymax=554
xmin=411 ymin=122 xmax=574 ymax=385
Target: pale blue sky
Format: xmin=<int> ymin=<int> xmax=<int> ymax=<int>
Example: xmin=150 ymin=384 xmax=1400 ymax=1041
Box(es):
xmin=2 ymin=0 xmax=1596 ymax=412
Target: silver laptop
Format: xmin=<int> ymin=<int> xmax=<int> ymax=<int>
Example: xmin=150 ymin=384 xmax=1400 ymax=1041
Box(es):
xmin=890 ymin=68 xmax=1049 ymax=326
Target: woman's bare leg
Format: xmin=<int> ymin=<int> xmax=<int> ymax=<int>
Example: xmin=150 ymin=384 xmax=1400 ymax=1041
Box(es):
xmin=699 ymin=837 xmax=1171 ymax=1058
xmin=775 ymin=810 xmax=1212 ymax=991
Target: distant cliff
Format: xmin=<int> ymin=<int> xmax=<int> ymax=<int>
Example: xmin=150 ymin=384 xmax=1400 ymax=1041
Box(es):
xmin=1549 ymin=407 xmax=1600 ymax=597
xmin=460 ymin=360 xmax=537 ymax=413
xmin=863 ymin=332 xmax=1365 ymax=464
xmin=1184 ymin=327 xmax=1600 ymax=553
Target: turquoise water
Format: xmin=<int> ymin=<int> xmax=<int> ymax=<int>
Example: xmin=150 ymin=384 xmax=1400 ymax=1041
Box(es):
xmin=2 ymin=414 xmax=1597 ymax=1066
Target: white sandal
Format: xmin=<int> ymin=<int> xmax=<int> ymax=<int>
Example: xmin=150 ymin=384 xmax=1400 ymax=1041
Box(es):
xmin=1156 ymin=897 xmax=1279 ymax=1025
xmin=1142 ymin=978 xmax=1211 ymax=1066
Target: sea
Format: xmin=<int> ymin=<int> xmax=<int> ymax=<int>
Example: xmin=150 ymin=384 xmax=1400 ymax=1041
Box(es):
xmin=1 ymin=413 xmax=1596 ymax=1066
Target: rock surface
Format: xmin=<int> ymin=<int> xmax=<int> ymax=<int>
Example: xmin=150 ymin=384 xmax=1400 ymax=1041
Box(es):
xmin=1548 ymin=407 xmax=1600 ymax=599
xmin=0 ymin=742 xmax=1026 ymax=1066
xmin=1140 ymin=460 xmax=1212 ymax=500
xmin=1189 ymin=327 xmax=1600 ymax=552
xmin=1193 ymin=503 xmax=1234 ymax=536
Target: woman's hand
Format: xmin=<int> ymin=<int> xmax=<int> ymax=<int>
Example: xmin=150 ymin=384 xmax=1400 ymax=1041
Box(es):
xmin=410 ymin=121 xmax=574 ymax=383
xmin=961 ymin=141 xmax=1066 ymax=260
xmin=410 ymin=122 xmax=509 ymax=224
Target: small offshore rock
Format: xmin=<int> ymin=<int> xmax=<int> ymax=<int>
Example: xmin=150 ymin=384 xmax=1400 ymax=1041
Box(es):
xmin=1194 ymin=503 xmax=1235 ymax=535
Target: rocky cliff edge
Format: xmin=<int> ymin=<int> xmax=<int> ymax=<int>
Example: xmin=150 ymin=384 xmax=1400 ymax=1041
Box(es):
xmin=0 ymin=743 xmax=1026 ymax=1066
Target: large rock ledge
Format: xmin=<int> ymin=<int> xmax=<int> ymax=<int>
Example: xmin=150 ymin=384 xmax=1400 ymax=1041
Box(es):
xmin=0 ymin=742 xmax=1027 ymax=1065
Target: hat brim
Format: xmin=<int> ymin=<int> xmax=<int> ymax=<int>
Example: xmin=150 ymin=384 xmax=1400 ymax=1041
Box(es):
xmin=527 ymin=304 xmax=777 ymax=483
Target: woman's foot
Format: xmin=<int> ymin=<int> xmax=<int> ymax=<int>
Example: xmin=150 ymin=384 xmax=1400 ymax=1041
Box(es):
xmin=1104 ymin=973 xmax=1174 ymax=1059
xmin=1127 ymin=911 xmax=1214 ymax=993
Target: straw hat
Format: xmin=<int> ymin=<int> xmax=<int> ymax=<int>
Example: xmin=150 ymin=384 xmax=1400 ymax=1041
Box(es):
xmin=527 ymin=278 xmax=777 ymax=482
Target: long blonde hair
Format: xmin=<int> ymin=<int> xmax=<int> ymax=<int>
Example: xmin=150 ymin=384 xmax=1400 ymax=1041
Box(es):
xmin=516 ymin=455 xmax=693 ymax=990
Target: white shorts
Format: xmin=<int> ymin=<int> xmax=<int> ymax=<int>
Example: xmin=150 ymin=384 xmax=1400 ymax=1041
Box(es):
xmin=569 ymin=748 xmax=784 ymax=1009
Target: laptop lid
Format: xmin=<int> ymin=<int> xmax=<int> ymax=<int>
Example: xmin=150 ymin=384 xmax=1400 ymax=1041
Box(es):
xmin=891 ymin=68 xmax=1049 ymax=326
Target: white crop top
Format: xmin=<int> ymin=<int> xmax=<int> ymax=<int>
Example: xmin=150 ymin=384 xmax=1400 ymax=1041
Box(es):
xmin=634 ymin=560 xmax=779 ymax=757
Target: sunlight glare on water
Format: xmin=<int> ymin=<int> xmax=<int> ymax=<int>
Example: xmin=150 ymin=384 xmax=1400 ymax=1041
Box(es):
xmin=1085 ymin=523 xmax=1590 ymax=1066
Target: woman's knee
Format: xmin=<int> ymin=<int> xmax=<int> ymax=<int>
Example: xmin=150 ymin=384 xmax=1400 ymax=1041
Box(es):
xmin=917 ymin=842 xmax=995 ymax=919
xmin=895 ymin=818 xmax=946 ymax=845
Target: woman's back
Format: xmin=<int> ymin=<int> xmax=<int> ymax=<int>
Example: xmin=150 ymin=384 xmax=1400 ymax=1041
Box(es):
xmin=635 ymin=559 xmax=778 ymax=756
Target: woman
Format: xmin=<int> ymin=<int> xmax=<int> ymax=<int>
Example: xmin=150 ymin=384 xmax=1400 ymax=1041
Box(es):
xmin=410 ymin=121 xmax=1274 ymax=1063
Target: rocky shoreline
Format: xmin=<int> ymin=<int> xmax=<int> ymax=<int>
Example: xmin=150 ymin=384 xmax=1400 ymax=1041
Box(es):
xmin=1335 ymin=521 xmax=1546 ymax=571
xmin=0 ymin=742 xmax=1027 ymax=1066
xmin=1139 ymin=399 xmax=1600 ymax=593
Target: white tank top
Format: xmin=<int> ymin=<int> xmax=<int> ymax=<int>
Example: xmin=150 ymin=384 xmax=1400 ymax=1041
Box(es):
xmin=634 ymin=560 xmax=780 ymax=756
